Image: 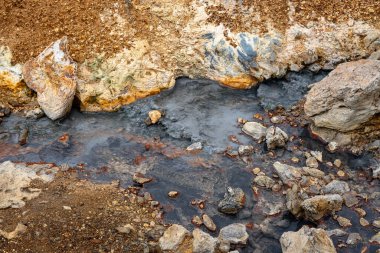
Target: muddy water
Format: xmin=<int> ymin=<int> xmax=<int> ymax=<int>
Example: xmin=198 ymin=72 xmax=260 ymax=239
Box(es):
xmin=1 ymin=71 xmax=379 ymax=252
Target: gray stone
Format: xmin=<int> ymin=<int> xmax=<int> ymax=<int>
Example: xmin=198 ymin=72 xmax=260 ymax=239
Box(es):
xmin=301 ymin=194 xmax=343 ymax=221
xmin=273 ymin=162 xmax=302 ymax=186
xmin=310 ymin=151 xmax=323 ymax=162
xmin=218 ymin=187 xmax=245 ymax=215
xmin=25 ymin=108 xmax=45 ymax=119
xmin=238 ymin=145 xmax=254 ymax=156
xmin=346 ymin=233 xmax=362 ymax=245
xmin=192 ymin=228 xmax=218 ymax=253
xmin=159 ymin=224 xmax=190 ymax=251
xmin=266 ymin=126 xmax=288 ymax=149
xmin=242 ymin=122 xmax=267 ymax=142
xmin=306 ymin=157 xmax=319 ymax=168
xmin=218 ymin=223 xmax=248 ymax=246
xmin=187 ymin=142 xmax=203 ymax=151
xmin=322 ymin=180 xmax=350 ymax=194
xmin=327 ymin=229 xmax=348 ymax=237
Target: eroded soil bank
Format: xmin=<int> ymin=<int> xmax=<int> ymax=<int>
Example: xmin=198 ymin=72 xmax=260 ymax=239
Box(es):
xmin=0 ymin=74 xmax=379 ymax=252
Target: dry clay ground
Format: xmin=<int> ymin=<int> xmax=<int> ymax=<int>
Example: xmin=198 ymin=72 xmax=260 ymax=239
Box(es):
xmin=0 ymin=170 xmax=165 ymax=253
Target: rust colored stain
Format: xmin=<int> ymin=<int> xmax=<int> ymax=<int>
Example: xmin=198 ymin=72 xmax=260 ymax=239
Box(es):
xmin=217 ymin=75 xmax=258 ymax=89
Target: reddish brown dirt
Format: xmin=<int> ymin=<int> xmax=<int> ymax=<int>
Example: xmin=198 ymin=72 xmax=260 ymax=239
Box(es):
xmin=0 ymin=171 xmax=164 ymax=253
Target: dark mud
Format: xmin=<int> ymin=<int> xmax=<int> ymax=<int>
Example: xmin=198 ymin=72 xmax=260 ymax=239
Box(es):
xmin=0 ymin=71 xmax=379 ymax=252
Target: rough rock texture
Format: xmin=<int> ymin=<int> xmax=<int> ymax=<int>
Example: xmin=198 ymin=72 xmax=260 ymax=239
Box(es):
xmin=218 ymin=223 xmax=249 ymax=245
xmin=192 ymin=228 xmax=218 ymax=253
xmin=273 ymin=162 xmax=302 ymax=186
xmin=1 ymin=1 xmax=380 ymax=111
xmin=242 ymin=122 xmax=267 ymax=141
xmin=305 ymin=60 xmax=380 ymax=148
xmin=301 ymin=194 xmax=343 ymax=221
xmin=280 ymin=226 xmax=336 ymax=253
xmin=23 ymin=37 xmax=77 ymax=120
xmin=218 ymin=187 xmax=245 ymax=214
xmin=0 ymin=161 xmax=57 ymax=209
xmin=266 ymin=126 xmax=289 ymax=150
xmin=159 ymin=224 xmax=190 ymax=251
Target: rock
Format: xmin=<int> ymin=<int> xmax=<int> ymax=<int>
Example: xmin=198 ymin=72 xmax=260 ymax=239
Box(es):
xmin=327 ymin=229 xmax=348 ymax=237
xmin=0 ymin=223 xmax=27 ymax=240
xmin=218 ymin=187 xmax=245 ymax=214
xmin=266 ymin=126 xmax=288 ymax=149
xmin=147 ymin=110 xmax=162 ymax=124
xmin=218 ymin=223 xmax=248 ymax=246
xmin=270 ymin=116 xmax=284 ymax=124
xmin=273 ymin=162 xmax=302 ymax=186
xmin=336 ymin=216 xmax=352 ymax=227
xmin=159 ymin=224 xmax=190 ymax=251
xmin=286 ymin=185 xmax=303 ymax=218
xmin=327 ymin=142 xmax=338 ymax=153
xmin=280 ymin=226 xmax=336 ymax=253
xmin=301 ymin=194 xmax=343 ymax=221
xmin=193 ymin=228 xmax=218 ymax=253
xmin=310 ymin=151 xmax=323 ymax=162
xmin=192 ymin=216 xmax=203 ymax=226
xmin=168 ymin=191 xmax=179 ymax=198
xmin=25 ymin=108 xmax=45 ymax=119
xmin=202 ymin=214 xmax=217 ymax=232
xmin=373 ymin=165 xmax=380 ymax=179
xmin=238 ymin=145 xmax=254 ymax=156
xmin=23 ymin=37 xmax=77 ymax=120
xmin=0 ymin=161 xmax=57 ymax=209
xmin=342 ymin=192 xmax=359 ymax=207
xmin=63 ymin=205 xmax=72 ymax=210
xmin=322 ymin=180 xmax=350 ymax=194
xmin=373 ymin=219 xmax=380 ymax=228
xmin=116 ymin=224 xmax=133 ymax=234
xmin=304 ymin=60 xmax=380 ymax=147
xmin=132 ymin=173 xmax=153 ymax=184
xmin=346 ymin=233 xmax=362 ymax=245
xmin=359 ymin=218 xmax=369 ymax=227
xmin=252 ymin=167 xmax=261 ymax=175
xmin=186 ymin=142 xmax=203 ymax=151
xmin=306 ymin=157 xmax=319 ymax=168
xmin=301 ymin=168 xmax=325 ymax=178
xmin=354 ymin=208 xmax=366 ymax=217
xmin=370 ymin=232 xmax=380 ymax=244
xmin=242 ymin=122 xmax=267 ymax=141
xmin=253 ymin=175 xmax=275 ymax=189
xmin=333 ymin=159 xmax=342 ymax=168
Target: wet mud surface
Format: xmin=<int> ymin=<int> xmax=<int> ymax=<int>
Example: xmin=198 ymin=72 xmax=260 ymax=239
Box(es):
xmin=0 ymin=71 xmax=379 ymax=252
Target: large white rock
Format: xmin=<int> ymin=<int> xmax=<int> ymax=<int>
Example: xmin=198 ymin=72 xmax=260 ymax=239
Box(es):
xmin=159 ymin=224 xmax=190 ymax=251
xmin=280 ymin=226 xmax=336 ymax=253
xmin=192 ymin=228 xmax=218 ymax=253
xmin=23 ymin=37 xmax=77 ymax=120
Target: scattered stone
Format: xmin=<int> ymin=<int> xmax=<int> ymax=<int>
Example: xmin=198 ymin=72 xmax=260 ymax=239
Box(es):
xmin=286 ymin=185 xmax=303 ymax=218
xmin=291 ymin=157 xmax=300 ymax=163
xmin=354 ymin=208 xmax=366 ymax=217
xmin=359 ymin=218 xmax=369 ymax=227
xmin=273 ymin=162 xmax=302 ymax=186
xmin=168 ymin=191 xmax=179 ymax=198
xmin=369 ymin=232 xmax=380 ymax=244
xmin=23 ymin=37 xmax=77 ymax=120
xmin=323 ymin=180 xmax=350 ymax=194
xmin=18 ymin=127 xmax=29 ymax=146
xmin=373 ymin=219 xmax=380 ymax=228
xmin=346 ymin=233 xmax=362 ymax=245
xmin=270 ymin=116 xmax=284 ymax=124
xmin=337 ymin=216 xmax=352 ymax=227
xmin=147 ymin=110 xmax=162 ymax=124
xmin=252 ymin=167 xmax=261 ymax=175
xmin=218 ymin=223 xmax=248 ymax=246
xmin=192 ymin=216 xmax=203 ymax=227
xmin=192 ymin=228 xmax=218 ymax=253
xmin=280 ymin=226 xmax=336 ymax=253
xmin=337 ymin=170 xmax=345 ymax=177
xmin=327 ymin=229 xmax=348 ymax=237
xmin=310 ymin=151 xmax=323 ymax=162
xmin=334 ymin=159 xmax=342 ymax=168
xmin=306 ymin=157 xmax=319 ymax=169
xmin=186 ymin=142 xmax=203 ymax=151
xmin=0 ymin=223 xmax=27 ymax=240
xmin=202 ymin=214 xmax=217 ymax=232
xmin=327 ymin=142 xmax=338 ymax=153
xmin=266 ymin=126 xmax=288 ymax=150
xmin=253 ymin=175 xmax=275 ymax=189
xmin=63 ymin=206 xmax=72 ymax=210
xmin=373 ymin=166 xmax=380 ymax=179
xmin=132 ymin=173 xmax=153 ymax=185
xmin=116 ymin=224 xmax=134 ymax=234
xmin=159 ymin=224 xmax=190 ymax=251
xmin=218 ymin=187 xmax=245 ymax=215
xmin=343 ymin=192 xmax=359 ymax=207
xmin=238 ymin=145 xmax=254 ymax=156
xmin=242 ymin=122 xmax=267 ymax=142
xmin=301 ymin=194 xmax=343 ymax=221
xmin=302 ymin=168 xmax=325 ymax=178
xmin=25 ymin=108 xmax=45 ymax=119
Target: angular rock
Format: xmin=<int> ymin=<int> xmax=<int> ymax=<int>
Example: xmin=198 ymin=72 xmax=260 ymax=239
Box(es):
xmin=238 ymin=145 xmax=254 ymax=156
xmin=346 ymin=233 xmax=362 ymax=245
xmin=148 ymin=110 xmax=162 ymax=124
xmin=322 ymin=180 xmax=350 ymax=194
xmin=192 ymin=228 xmax=218 ymax=253
xmin=218 ymin=223 xmax=248 ymax=245
xmin=218 ymin=187 xmax=245 ymax=214
xmin=23 ymin=37 xmax=77 ymax=120
xmin=337 ymin=216 xmax=352 ymax=227
xmin=370 ymin=232 xmax=380 ymax=244
xmin=280 ymin=226 xmax=336 ymax=253
xmin=286 ymin=185 xmax=303 ymax=218
xmin=327 ymin=229 xmax=348 ymax=237
xmin=159 ymin=224 xmax=190 ymax=251
xmin=306 ymin=157 xmax=319 ymax=169
xmin=273 ymin=162 xmax=302 ymax=186
xmin=0 ymin=223 xmax=27 ymax=240
xmin=266 ymin=126 xmax=288 ymax=149
xmin=253 ymin=175 xmax=275 ymax=189
xmin=186 ymin=142 xmax=203 ymax=151
xmin=310 ymin=151 xmax=323 ymax=162
xmin=242 ymin=122 xmax=267 ymax=141
xmin=202 ymin=214 xmax=216 ymax=232
xmin=301 ymin=194 xmax=343 ymax=221
xmin=132 ymin=173 xmax=153 ymax=185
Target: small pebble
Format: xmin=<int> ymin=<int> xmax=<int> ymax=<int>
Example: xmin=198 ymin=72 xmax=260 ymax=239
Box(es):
xmin=168 ymin=191 xmax=179 ymax=198
xmin=359 ymin=218 xmax=369 ymax=227
xmin=334 ymin=159 xmax=342 ymax=168
xmin=337 ymin=216 xmax=352 ymax=227
xmin=252 ymin=167 xmax=261 ymax=175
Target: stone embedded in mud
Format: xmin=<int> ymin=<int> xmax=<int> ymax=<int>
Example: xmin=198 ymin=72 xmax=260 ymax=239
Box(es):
xmin=218 ymin=223 xmax=249 ymax=246
xmin=266 ymin=126 xmax=288 ymax=150
xmin=147 ymin=110 xmax=162 ymax=125
xmin=23 ymin=37 xmax=77 ymax=120
xmin=218 ymin=187 xmax=245 ymax=215
xmin=132 ymin=173 xmax=153 ymax=185
xmin=301 ymin=194 xmax=343 ymax=221
xmin=273 ymin=162 xmax=302 ymax=186
xmin=0 ymin=161 xmax=57 ymax=209
xmin=280 ymin=226 xmax=336 ymax=253
xmin=304 ymin=60 xmax=380 ymax=147
xmin=322 ymin=180 xmax=350 ymax=194
xmin=192 ymin=228 xmax=218 ymax=253
xmin=242 ymin=122 xmax=267 ymax=142
xmin=159 ymin=224 xmax=190 ymax=251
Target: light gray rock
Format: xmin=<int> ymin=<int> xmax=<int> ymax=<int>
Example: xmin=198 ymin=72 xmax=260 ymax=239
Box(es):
xmin=327 ymin=229 xmax=348 ymax=237
xmin=187 ymin=142 xmax=203 ymax=151
xmin=369 ymin=232 xmax=380 ymax=244
xmin=322 ymin=180 xmax=350 ymax=194
xmin=25 ymin=108 xmax=45 ymax=119
xmin=273 ymin=162 xmax=302 ymax=186
xmin=301 ymin=194 xmax=343 ymax=221
xmin=346 ymin=233 xmax=362 ymax=245
xmin=266 ymin=126 xmax=288 ymax=149
xmin=310 ymin=151 xmax=323 ymax=162
xmin=218 ymin=187 xmax=245 ymax=215
xmin=280 ymin=226 xmax=336 ymax=253
xmin=159 ymin=224 xmax=190 ymax=251
xmin=192 ymin=228 xmax=218 ymax=253
xmin=238 ymin=145 xmax=254 ymax=156
xmin=218 ymin=223 xmax=248 ymax=246
xmin=23 ymin=37 xmax=77 ymax=120
xmin=242 ymin=122 xmax=267 ymax=142
xmin=306 ymin=157 xmax=319 ymax=169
